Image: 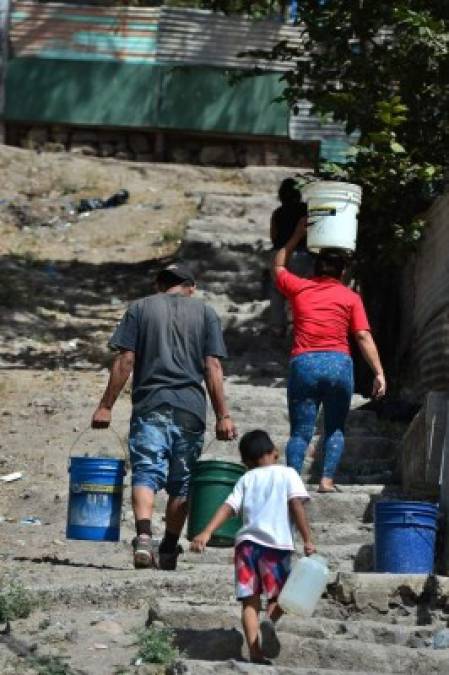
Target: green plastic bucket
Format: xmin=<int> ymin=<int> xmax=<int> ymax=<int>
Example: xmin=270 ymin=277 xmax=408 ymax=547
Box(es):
xmin=187 ymin=460 xmax=245 ymax=547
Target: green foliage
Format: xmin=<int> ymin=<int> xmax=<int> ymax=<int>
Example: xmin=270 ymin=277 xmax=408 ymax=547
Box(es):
xmin=27 ymin=655 xmax=75 ymax=675
xmin=243 ymin=1 xmax=449 ymax=270
xmin=0 ymin=583 xmax=35 ymax=622
xmin=136 ymin=625 xmax=180 ymax=666
xmin=318 ymin=95 xmax=443 ymax=266
xmin=119 ymin=0 xmax=286 ymax=14
xmin=165 ymin=0 xmax=287 ymax=16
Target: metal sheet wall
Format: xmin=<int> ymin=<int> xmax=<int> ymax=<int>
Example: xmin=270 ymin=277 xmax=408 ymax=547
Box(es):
xmin=10 ymin=2 xmax=301 ymax=66
xmin=10 ymin=2 xmax=160 ymax=62
xmin=9 ymin=1 xmax=350 ymax=153
xmin=405 ymin=193 xmax=449 ymax=395
xmin=289 ymin=99 xmax=356 ymax=163
xmin=157 ymin=6 xmax=302 ymax=69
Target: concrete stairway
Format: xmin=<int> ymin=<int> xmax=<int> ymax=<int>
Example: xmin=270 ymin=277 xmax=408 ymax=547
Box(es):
xmin=164 ymin=170 xmax=446 ymax=673
xmin=2 ymin=168 xmax=444 ymax=675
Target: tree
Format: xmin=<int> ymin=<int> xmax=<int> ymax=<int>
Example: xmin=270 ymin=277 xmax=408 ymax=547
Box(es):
xmin=243 ymin=2 xmax=449 ymax=383
xmin=251 ymin=1 xmax=449 ymax=265
xmin=165 ymin=1 xmax=287 ymax=15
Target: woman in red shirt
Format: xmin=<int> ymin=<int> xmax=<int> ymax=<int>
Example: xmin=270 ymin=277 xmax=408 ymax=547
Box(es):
xmin=273 ymin=223 xmax=386 ymax=492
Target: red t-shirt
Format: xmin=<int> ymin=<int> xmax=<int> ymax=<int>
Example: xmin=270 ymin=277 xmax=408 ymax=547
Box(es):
xmin=276 ymin=268 xmax=370 ymax=357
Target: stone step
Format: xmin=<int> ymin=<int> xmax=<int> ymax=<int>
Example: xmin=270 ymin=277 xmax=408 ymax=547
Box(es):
xmin=154 ymin=600 xmax=436 ymax=647
xmin=180 ymin=661 xmax=384 ymax=675
xmin=186 ymin=219 xmax=272 ymax=248
xmin=15 ymin=562 xmax=449 ymax=628
xmin=200 ymin=192 xmax=277 ymax=219
xmin=177 ymin=544 xmax=371 ymax=573
xmin=305 ymin=488 xmax=398 ymax=523
xmin=167 ymin=617 xmax=449 ymax=672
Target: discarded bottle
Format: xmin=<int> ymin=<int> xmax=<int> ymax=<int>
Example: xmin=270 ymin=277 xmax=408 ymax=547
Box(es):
xmin=278 ymin=554 xmax=330 ymax=617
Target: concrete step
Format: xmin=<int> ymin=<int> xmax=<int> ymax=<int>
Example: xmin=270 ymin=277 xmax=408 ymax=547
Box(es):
xmin=200 ymin=192 xmax=277 ymax=220
xmin=156 ymin=600 xmax=435 ymax=646
xmin=180 ymin=661 xmax=385 ymax=675
xmin=167 ymin=615 xmax=449 ymax=672
xmin=185 ymin=218 xmax=271 ymax=248
xmin=306 ymin=487 xmax=391 ymax=523
xmin=176 ymin=544 xmax=371 ymax=573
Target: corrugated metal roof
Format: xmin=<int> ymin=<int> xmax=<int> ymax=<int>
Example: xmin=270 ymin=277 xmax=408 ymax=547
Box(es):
xmin=157 ymin=6 xmax=302 ymax=70
xmin=11 ymin=1 xmax=160 ymax=62
xmin=10 ymin=2 xmax=302 ymax=67
xmin=9 ymin=1 xmax=353 ymax=157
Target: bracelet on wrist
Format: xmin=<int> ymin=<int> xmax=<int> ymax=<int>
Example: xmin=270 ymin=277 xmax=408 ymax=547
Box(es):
xmin=217 ymin=414 xmax=231 ymax=422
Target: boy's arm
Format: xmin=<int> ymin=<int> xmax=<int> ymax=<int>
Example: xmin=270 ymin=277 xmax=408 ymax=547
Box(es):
xmin=191 ymin=504 xmax=235 ymax=552
xmin=289 ymin=497 xmax=316 ymax=556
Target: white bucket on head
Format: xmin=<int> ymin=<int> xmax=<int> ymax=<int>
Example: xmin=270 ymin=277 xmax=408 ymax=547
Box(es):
xmin=302 ymin=181 xmax=362 ymax=253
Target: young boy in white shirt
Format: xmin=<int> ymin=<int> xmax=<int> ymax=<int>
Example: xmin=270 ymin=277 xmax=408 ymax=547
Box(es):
xmin=191 ymin=429 xmax=316 ymax=664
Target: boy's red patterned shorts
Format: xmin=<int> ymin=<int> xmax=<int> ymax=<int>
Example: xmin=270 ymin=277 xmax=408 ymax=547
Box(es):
xmin=234 ymin=540 xmax=291 ymax=600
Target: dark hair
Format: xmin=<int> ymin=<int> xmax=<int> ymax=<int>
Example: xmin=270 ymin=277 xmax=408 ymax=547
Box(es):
xmin=239 ymin=430 xmax=275 ymax=465
xmin=157 ymin=271 xmax=195 ymax=291
xmin=315 ymin=249 xmax=348 ymax=279
xmin=278 ymin=178 xmax=302 ymax=205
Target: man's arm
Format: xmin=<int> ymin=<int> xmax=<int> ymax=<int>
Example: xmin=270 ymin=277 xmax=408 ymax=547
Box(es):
xmin=91 ymin=350 xmax=135 ymax=428
xmin=204 ymin=355 xmax=237 ymax=441
xmin=354 ymin=330 xmax=386 ymax=399
xmin=289 ymin=497 xmax=316 ymax=556
xmin=271 ymin=219 xmax=307 ymax=279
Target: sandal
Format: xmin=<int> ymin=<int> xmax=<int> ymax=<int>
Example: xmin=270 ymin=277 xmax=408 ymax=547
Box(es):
xmin=317 ymin=485 xmax=342 ymax=493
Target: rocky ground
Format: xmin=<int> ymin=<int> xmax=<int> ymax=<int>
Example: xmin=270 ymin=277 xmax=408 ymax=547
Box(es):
xmin=0 ymin=145 xmax=447 ymax=674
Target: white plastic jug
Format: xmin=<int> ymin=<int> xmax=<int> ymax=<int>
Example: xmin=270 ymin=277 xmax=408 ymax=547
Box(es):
xmin=302 ymin=181 xmax=362 ymax=253
xmin=278 ymin=554 xmax=330 ymax=617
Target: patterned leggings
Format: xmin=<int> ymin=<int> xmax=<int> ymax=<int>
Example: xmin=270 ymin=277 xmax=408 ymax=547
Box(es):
xmin=286 ymin=351 xmax=354 ymax=479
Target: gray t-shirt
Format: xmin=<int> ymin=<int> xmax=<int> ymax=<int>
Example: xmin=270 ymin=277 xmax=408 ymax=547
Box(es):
xmin=109 ymin=293 xmax=227 ymax=424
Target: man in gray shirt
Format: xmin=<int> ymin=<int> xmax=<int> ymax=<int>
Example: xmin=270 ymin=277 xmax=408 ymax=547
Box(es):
xmin=92 ymin=263 xmax=237 ymax=570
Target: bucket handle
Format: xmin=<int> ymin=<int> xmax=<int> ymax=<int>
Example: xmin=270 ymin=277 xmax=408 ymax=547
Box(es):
xmin=68 ymin=425 xmax=127 ymax=464
xmin=203 ymin=437 xmax=240 ymax=454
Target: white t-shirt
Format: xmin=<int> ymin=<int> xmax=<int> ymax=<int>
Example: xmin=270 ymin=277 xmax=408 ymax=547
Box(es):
xmin=225 ymin=464 xmax=310 ymax=550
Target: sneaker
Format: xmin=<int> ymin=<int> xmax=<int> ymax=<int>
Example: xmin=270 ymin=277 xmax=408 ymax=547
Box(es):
xmin=250 ymin=655 xmax=272 ymax=666
xmin=132 ymin=535 xmax=155 ymax=569
xmin=158 ymin=544 xmax=183 ymax=571
xmin=260 ymin=618 xmax=281 ymax=659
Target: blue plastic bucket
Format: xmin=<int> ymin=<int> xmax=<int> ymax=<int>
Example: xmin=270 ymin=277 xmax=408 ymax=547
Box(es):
xmin=66 ymin=457 xmax=126 ymax=542
xmin=374 ymin=501 xmax=439 ymax=573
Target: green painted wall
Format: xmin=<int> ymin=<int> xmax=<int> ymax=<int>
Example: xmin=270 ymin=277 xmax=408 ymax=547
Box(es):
xmin=159 ymin=67 xmax=288 ymax=135
xmin=5 ymin=58 xmax=161 ymax=127
xmin=5 ymin=58 xmax=289 ymax=136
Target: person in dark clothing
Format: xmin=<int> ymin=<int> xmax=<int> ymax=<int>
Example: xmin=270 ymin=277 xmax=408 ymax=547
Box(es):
xmin=92 ymin=263 xmax=237 ymax=570
xmin=269 ymin=178 xmax=315 ymax=336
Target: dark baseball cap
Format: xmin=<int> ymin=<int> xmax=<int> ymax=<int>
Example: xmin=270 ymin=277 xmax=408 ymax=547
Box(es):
xmin=156 ymin=263 xmax=195 ymax=288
